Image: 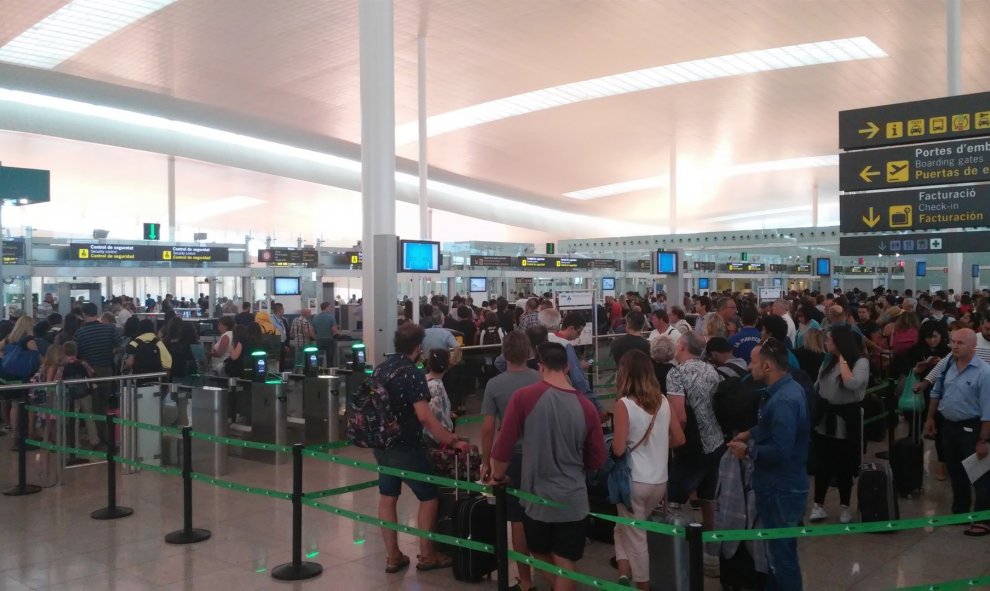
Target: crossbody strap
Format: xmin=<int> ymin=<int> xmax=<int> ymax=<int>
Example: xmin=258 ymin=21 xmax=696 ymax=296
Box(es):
xmin=629 ymin=400 xmax=661 ymax=453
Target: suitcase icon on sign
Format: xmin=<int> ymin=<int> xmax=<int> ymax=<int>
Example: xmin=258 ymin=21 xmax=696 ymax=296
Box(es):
xmin=889 ymin=205 xmax=912 ymax=229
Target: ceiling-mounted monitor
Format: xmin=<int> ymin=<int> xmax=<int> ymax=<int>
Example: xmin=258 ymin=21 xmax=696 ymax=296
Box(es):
xmin=399 ymin=239 xmax=441 ymax=273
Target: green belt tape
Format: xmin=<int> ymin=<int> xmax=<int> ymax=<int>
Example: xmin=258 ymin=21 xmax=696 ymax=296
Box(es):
xmin=25 ymin=438 xmax=107 ymax=459
xmin=506 ymin=488 xmax=684 ymax=537
xmin=863 ymin=409 xmax=896 ymax=426
xmin=893 ymin=574 xmax=990 ymax=591
xmin=703 ymin=509 xmax=990 ymax=542
xmin=189 ymin=472 xmax=292 ymax=501
xmin=598 ymin=393 xmax=617 ymax=401
xmin=187 ymin=430 xmax=292 ymax=454
xmin=113 ymin=417 xmax=183 ymax=436
xmin=303 ymin=440 xmax=353 ymax=452
xmin=113 ymin=456 xmax=183 ymax=477
xmin=303 ymin=448 xmax=491 ymax=495
xmin=304 ymin=498 xmax=494 ymax=554
xmin=303 ymin=479 xmax=379 ymax=500
xmin=25 ymin=405 xmax=103 ymax=421
xmin=453 ymin=414 xmax=484 ymax=426
xmin=508 ymin=551 xmax=628 ymax=591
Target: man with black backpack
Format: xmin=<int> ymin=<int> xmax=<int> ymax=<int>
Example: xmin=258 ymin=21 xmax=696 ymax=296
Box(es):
xmin=125 ymin=319 xmax=171 ymax=381
xmin=350 ymin=323 xmax=469 ymax=573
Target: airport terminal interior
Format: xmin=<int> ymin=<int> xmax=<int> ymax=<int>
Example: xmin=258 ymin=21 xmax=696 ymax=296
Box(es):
xmin=2 ymin=1 xmax=990 ymax=590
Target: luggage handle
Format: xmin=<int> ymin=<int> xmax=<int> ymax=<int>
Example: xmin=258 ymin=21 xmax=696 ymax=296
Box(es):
xmin=451 ymin=446 xmax=474 ymax=500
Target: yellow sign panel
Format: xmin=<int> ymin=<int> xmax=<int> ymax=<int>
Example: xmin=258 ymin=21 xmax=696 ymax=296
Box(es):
xmin=555 ymin=260 xmax=561 ymax=267
xmin=350 ymin=255 xmax=359 ymax=264
xmin=930 ymin=116 xmax=947 ymax=134
xmin=908 ymin=119 xmax=925 ymax=136
xmin=889 ymin=205 xmax=912 ymax=228
xmin=886 ymin=160 xmax=910 ymax=183
xmin=521 ymin=259 xmax=527 ymax=267
xmin=976 ymin=111 xmax=990 ymax=130
xmin=886 ymin=121 xmax=903 ymax=139
xmin=952 ymin=113 xmax=971 ymax=132
xmin=78 ymin=248 xmax=89 ymax=259
xmin=162 ymin=250 xmax=172 ymax=260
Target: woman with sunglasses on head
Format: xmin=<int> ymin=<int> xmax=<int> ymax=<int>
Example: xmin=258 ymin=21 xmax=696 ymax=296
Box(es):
xmin=809 ymin=325 xmax=869 ymax=524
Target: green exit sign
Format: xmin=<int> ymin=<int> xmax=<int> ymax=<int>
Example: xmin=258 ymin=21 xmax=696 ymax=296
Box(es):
xmin=143 ymin=223 xmax=161 ymax=241
xmin=545 ymin=242 xmax=555 ymax=255
xmin=741 ymin=252 xmax=748 ymax=261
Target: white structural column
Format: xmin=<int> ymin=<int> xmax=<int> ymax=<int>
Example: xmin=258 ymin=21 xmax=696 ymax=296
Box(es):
xmin=418 ymin=35 xmax=430 ymax=241
xmin=946 ymin=0 xmax=964 ymax=293
xmin=360 ymin=0 xmax=399 ymax=364
xmin=668 ymin=142 xmax=677 ymax=234
xmin=166 ymin=154 xmax=177 ymax=298
xmin=811 ymin=182 xmax=819 ymax=227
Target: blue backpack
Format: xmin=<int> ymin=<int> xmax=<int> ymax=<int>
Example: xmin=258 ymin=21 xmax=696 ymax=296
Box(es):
xmin=2 ymin=340 xmax=41 ymax=380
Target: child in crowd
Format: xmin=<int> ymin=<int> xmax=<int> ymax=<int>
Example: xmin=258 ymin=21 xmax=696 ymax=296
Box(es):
xmin=424 ymin=348 xmax=454 ymax=444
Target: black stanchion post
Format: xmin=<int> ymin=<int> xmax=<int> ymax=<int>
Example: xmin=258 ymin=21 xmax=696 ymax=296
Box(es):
xmin=91 ymin=413 xmax=133 ymax=520
xmin=3 ymin=400 xmax=41 ymax=496
xmin=165 ymin=427 xmax=211 ymax=544
xmin=493 ymin=483 xmax=510 ymax=591
xmin=687 ymin=522 xmax=704 ymax=591
xmin=272 ymin=443 xmax=322 ymax=581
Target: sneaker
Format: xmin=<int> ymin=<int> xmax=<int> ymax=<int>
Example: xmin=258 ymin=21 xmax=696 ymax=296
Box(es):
xmin=617 ymin=576 xmax=633 ymax=587
xmin=809 ymin=504 xmax=828 ymax=522
xmin=839 ymin=506 xmax=852 ymax=524
xmin=508 ymin=580 xmax=537 ymax=591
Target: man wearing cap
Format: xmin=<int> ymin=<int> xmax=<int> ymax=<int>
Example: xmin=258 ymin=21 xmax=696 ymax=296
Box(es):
xmin=707 ymin=337 xmax=748 ymax=379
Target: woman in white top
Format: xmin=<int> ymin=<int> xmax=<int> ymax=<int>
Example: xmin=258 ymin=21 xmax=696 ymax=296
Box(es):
xmin=209 ymin=316 xmax=235 ymax=375
xmin=612 ymin=350 xmax=686 ymax=589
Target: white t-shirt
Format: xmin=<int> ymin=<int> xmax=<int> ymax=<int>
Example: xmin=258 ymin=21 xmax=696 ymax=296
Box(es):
xmin=977 ymin=333 xmax=990 ymax=364
xmin=648 ymin=325 xmax=681 ymax=344
xmin=211 ymin=330 xmax=233 ymax=371
xmin=619 ymin=397 xmax=670 ymax=485
xmin=783 ymin=313 xmax=797 ymax=346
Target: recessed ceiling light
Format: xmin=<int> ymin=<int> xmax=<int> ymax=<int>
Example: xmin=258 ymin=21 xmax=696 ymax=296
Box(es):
xmin=397 ymin=37 xmax=886 ymax=144
xmin=0 ymin=0 xmax=176 ymax=69
xmin=563 ymin=155 xmax=838 ymax=200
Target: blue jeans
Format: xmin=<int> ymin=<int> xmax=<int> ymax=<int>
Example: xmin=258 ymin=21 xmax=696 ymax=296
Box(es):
xmin=755 ymin=489 xmax=807 ymax=591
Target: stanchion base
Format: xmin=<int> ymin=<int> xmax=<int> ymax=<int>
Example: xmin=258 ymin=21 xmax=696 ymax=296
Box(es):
xmin=165 ymin=528 xmax=212 ymax=545
xmin=3 ymin=484 xmax=42 ymax=496
xmin=271 ymin=561 xmax=323 ymax=581
xmin=91 ymin=506 xmax=134 ymax=520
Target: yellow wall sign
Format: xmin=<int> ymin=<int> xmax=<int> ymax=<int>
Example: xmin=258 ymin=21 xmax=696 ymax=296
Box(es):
xmin=889 ymin=205 xmax=912 ymax=228
xmin=78 ymin=248 xmax=89 ymax=259
xmin=886 ymin=121 xmax=903 ymax=139
xmin=930 ymin=116 xmax=947 ymax=134
xmin=908 ymin=119 xmax=925 ymax=136
xmin=886 ymin=161 xmax=910 ymax=183
xmin=162 ymin=250 xmax=172 ymax=260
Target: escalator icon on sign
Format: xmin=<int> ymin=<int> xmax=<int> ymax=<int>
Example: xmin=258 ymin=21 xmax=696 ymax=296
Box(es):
xmin=929 ymin=238 xmax=943 ymax=251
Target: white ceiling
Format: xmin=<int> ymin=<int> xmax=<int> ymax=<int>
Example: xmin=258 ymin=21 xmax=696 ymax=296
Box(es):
xmin=0 ymin=0 xmax=989 ymax=242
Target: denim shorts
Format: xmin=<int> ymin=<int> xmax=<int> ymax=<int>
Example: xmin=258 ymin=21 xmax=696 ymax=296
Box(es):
xmin=373 ymin=445 xmax=439 ymax=502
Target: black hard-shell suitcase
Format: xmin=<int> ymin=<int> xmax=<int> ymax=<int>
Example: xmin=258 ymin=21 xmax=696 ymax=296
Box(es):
xmin=452 ymin=496 xmax=498 ymax=582
xmin=647 ymin=507 xmax=691 ymax=591
xmin=720 ymin=543 xmax=767 ymax=591
xmin=586 ymin=495 xmax=616 ymax=544
xmin=857 ymin=462 xmax=900 ymax=527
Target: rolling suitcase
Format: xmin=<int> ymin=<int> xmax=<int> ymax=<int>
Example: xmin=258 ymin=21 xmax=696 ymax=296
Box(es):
xmin=436 ymin=452 xmax=478 ymax=558
xmin=452 ymin=495 xmax=498 ymax=582
xmin=586 ymin=495 xmax=616 ymax=544
xmin=857 ymin=462 xmax=900 ymax=526
xmin=890 ymin=399 xmax=924 ymax=498
xmin=647 ymin=506 xmax=691 ymax=591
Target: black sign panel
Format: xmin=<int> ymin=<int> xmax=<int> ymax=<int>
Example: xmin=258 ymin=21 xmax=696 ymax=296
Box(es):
xmin=793 ymin=264 xmax=812 ymax=274
xmin=839 ymin=184 xmax=990 ymax=233
xmin=3 ymin=239 xmax=24 ymax=264
xmin=634 ymin=260 xmax=651 ymax=272
xmin=725 ymin=263 xmax=765 ymax=273
xmin=840 ymin=92 xmax=990 ymax=150
xmin=586 ymin=258 xmax=618 ymax=269
xmin=693 ymin=261 xmax=717 ymax=272
xmin=839 ymin=137 xmax=990 ymax=192
xmin=845 ymin=265 xmax=876 ymax=274
xmin=169 ymin=246 xmax=229 ymax=263
xmin=518 ymin=256 xmax=550 ymax=268
xmin=839 ymin=231 xmax=990 ymax=256
xmin=257 ymin=248 xmax=318 ymax=267
xmin=69 ymin=243 xmax=228 ymax=262
xmin=470 ymin=255 xmax=512 ymax=267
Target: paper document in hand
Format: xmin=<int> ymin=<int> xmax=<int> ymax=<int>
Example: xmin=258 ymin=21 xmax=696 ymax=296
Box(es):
xmin=961 ymin=453 xmax=990 ymax=483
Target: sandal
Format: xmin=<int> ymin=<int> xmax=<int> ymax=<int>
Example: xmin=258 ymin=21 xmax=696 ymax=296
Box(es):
xmin=385 ymin=554 xmax=410 ymax=573
xmin=964 ymin=524 xmax=990 ymax=537
xmin=416 ymin=553 xmax=453 ymax=571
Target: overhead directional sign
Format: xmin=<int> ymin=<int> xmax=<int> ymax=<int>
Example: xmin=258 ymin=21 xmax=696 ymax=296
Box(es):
xmin=69 ymin=243 xmax=229 ymax=262
xmin=839 ymin=184 xmax=990 ymax=233
xmin=838 ymin=231 xmax=990 ymax=256
xmin=839 ymin=137 xmax=990 ymax=191
xmin=840 ymin=91 xmax=990 ymax=150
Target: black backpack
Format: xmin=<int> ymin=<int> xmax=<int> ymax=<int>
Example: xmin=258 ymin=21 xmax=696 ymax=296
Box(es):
xmin=131 ymin=337 xmax=164 ymax=374
xmin=480 ymin=326 xmax=502 ymax=347
xmin=713 ymin=373 xmax=766 ymax=438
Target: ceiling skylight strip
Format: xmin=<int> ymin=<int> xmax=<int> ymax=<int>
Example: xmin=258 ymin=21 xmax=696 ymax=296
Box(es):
xmin=0 ymin=0 xmax=176 ymax=69
xmin=397 ymin=37 xmax=886 ymax=145
xmin=563 ymin=155 xmax=839 ymax=200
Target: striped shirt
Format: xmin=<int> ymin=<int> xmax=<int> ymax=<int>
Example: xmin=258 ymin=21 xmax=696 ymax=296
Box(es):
xmin=74 ymin=321 xmax=119 ymax=368
xmin=290 ymin=316 xmax=313 ymax=348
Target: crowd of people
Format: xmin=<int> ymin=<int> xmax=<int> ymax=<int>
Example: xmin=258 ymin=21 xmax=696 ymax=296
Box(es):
xmin=363 ymin=285 xmax=990 ymax=590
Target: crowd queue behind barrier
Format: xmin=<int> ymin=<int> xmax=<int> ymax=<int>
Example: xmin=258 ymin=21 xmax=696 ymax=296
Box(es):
xmin=4 ymin=372 xmax=990 ymax=591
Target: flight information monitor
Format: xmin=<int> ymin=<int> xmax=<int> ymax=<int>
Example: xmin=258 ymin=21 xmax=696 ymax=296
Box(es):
xmin=399 ymin=240 xmax=441 ymax=273
xmin=656 ymin=251 xmax=678 ymax=274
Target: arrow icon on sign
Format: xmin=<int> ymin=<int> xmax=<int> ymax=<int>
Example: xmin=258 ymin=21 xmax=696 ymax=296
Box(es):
xmin=862 ymin=207 xmax=880 ymax=228
xmin=859 ymin=166 xmax=881 ymax=183
xmin=858 ymin=122 xmax=880 ymax=139
xmin=878 ymin=242 xmax=886 ymax=251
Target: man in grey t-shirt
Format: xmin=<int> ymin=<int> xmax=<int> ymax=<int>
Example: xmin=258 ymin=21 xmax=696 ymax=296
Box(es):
xmin=481 ymin=330 xmax=540 ymax=591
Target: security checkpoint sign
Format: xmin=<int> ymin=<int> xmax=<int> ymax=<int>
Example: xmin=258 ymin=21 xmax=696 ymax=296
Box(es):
xmin=839 ymin=184 xmax=990 ymax=233
xmin=839 ymin=137 xmax=990 ymax=192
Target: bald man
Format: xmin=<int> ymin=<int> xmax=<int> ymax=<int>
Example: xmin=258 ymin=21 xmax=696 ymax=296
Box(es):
xmin=924 ymin=328 xmax=990 ymax=536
